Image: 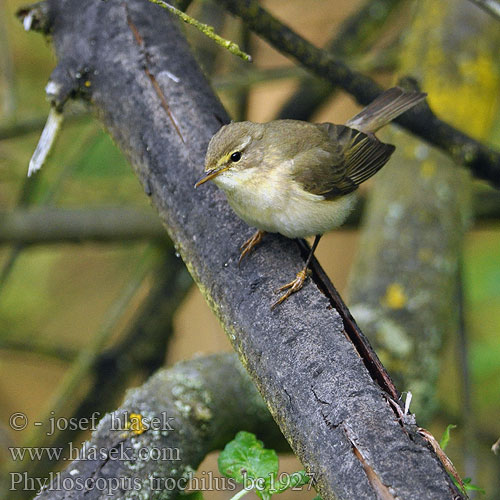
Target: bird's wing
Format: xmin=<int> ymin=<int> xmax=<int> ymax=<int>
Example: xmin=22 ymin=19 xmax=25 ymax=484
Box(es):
xmin=292 ymin=124 xmax=395 ymax=199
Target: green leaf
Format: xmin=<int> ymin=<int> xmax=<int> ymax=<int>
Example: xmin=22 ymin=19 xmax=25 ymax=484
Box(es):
xmin=218 ymin=431 xmax=279 ymax=494
xmin=270 ymin=471 xmax=310 ymax=494
xmin=439 ymin=424 xmax=456 ymax=450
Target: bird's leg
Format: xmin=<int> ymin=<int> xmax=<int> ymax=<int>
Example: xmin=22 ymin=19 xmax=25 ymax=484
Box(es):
xmin=239 ymin=229 xmax=265 ymax=265
xmin=272 ymin=235 xmax=322 ymax=309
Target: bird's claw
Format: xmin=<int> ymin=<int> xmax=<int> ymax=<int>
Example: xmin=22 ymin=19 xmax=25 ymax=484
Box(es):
xmin=271 ymin=268 xmax=309 ymax=309
xmin=239 ymin=230 xmax=264 ymax=265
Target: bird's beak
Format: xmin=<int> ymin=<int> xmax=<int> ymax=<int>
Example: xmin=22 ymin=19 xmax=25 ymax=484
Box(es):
xmin=194 ymin=165 xmax=229 ymax=188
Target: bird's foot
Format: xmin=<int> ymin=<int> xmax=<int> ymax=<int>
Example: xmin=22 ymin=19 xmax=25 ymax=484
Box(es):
xmin=271 ymin=268 xmax=310 ymax=309
xmin=239 ymin=230 xmax=265 ymax=265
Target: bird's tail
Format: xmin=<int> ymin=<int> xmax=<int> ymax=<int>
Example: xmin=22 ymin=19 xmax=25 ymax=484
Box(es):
xmin=346 ymin=87 xmax=426 ymax=134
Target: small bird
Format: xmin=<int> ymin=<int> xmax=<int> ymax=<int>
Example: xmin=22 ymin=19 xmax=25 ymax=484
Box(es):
xmin=195 ymin=87 xmax=426 ymax=308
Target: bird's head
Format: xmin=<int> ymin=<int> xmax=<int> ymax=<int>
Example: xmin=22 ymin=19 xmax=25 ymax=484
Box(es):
xmin=195 ymin=121 xmax=265 ymax=188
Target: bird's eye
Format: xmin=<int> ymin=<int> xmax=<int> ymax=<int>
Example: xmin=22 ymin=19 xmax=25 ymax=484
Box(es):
xmin=230 ymin=151 xmax=242 ymax=162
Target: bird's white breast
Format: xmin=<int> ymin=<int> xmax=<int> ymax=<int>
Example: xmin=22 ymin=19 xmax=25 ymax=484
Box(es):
xmin=214 ymin=164 xmax=357 ymax=238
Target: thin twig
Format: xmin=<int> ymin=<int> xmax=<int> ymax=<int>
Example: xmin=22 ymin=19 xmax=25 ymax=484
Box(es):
xmin=456 ymin=253 xmax=477 ymax=482
xmin=148 ymin=0 xmax=252 ymax=62
xmin=0 ymin=111 xmax=87 ymax=140
xmin=0 ymin=337 xmax=77 ymax=361
xmin=214 ymin=66 xmax=307 ymax=91
xmin=277 ymin=0 xmax=404 ymax=120
xmin=214 ymin=49 xmax=397 ymax=94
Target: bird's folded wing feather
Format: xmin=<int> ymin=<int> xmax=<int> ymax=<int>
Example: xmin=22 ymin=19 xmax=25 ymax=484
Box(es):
xmin=292 ymin=124 xmax=395 ymax=199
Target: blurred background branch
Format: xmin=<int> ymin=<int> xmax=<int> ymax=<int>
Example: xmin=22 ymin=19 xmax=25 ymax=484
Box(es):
xmin=349 ymin=0 xmax=500 ymax=419
xmin=0 ymin=111 xmax=87 ymax=140
xmin=468 ymin=0 xmax=500 ymax=20
xmin=1 ymin=187 xmax=500 ymax=246
xmin=0 ymin=207 xmax=166 ymax=244
xmin=217 ymin=0 xmax=500 ymax=188
xmin=277 ymin=0 xmax=404 ymax=120
xmin=21 ymin=248 xmax=193 ymax=482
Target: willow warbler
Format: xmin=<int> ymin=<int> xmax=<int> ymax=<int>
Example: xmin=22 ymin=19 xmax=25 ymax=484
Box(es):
xmin=195 ymin=87 xmax=426 ymax=307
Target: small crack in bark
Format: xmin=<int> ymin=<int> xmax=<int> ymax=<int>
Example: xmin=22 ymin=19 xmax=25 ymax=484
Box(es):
xmin=125 ymin=4 xmax=185 ymax=143
xmin=344 ymin=424 xmax=396 ymax=500
xmin=283 ymin=387 xmax=292 ymax=406
xmin=312 ymin=387 xmax=339 ymax=430
xmin=311 ymin=386 xmax=330 ymax=405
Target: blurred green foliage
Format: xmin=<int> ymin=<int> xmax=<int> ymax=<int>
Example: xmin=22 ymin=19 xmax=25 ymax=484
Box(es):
xmin=0 ymin=0 xmax=153 ymax=430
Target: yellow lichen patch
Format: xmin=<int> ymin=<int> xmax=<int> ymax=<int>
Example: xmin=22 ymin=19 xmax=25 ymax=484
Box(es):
xmin=420 ymin=161 xmax=436 ymax=179
xmin=401 ymin=0 xmax=500 ymax=140
xmin=126 ymin=413 xmax=146 ymax=435
xmin=425 ymin=57 xmax=499 ymax=138
xmin=193 ymin=403 xmax=212 ymax=422
xmin=382 ymin=283 xmax=408 ymax=310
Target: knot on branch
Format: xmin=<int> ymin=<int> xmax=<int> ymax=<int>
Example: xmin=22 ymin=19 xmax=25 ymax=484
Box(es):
xmin=17 ymin=1 xmax=53 ymax=34
xmin=47 ymin=62 xmax=94 ymax=111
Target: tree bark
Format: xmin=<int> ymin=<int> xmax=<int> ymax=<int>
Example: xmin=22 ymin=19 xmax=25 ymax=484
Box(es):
xmin=29 ymin=353 xmax=282 ymax=500
xmin=19 ymin=1 xmax=463 ymax=498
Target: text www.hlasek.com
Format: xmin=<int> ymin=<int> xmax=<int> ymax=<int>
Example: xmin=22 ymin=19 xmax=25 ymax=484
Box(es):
xmin=9 ymin=442 xmax=181 ymax=463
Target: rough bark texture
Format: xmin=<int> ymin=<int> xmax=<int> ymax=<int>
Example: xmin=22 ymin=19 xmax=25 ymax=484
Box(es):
xmin=30 ymin=353 xmax=280 ymax=500
xmin=21 ymin=1 xmax=463 ymax=499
